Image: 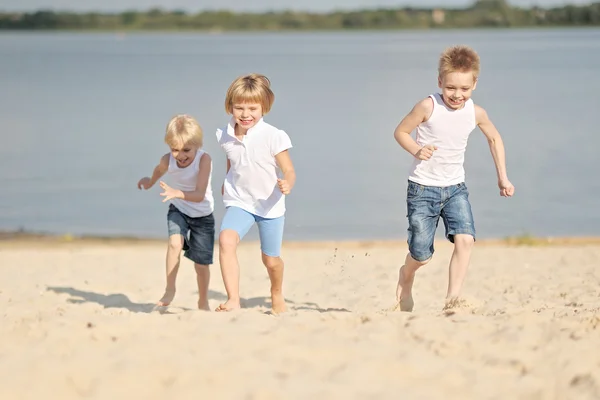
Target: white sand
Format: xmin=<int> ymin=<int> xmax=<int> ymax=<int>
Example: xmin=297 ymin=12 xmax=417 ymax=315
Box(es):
xmin=1 ymin=239 xmax=599 ymax=399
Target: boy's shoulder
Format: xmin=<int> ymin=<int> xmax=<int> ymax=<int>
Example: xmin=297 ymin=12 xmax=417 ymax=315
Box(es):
xmin=199 ymin=150 xmax=212 ymax=162
xmin=473 ymin=103 xmax=488 ymax=124
xmin=160 ymin=152 xmax=171 ymax=165
xmin=417 ymin=95 xmax=436 ymax=110
xmin=410 ymin=95 xmax=436 ymax=122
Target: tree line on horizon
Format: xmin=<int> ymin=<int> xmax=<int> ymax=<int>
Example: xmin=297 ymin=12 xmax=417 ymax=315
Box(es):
xmin=1 ymin=0 xmax=599 ymax=31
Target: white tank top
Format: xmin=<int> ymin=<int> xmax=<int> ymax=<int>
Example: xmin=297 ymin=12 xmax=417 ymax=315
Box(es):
xmin=408 ymin=93 xmax=476 ymax=187
xmin=167 ymin=150 xmax=214 ymax=218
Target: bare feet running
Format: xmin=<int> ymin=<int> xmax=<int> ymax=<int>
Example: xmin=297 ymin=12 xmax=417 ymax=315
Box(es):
xmin=215 ymin=299 xmax=241 ymax=312
xmin=271 ymin=292 xmax=286 ymax=314
xmin=396 ymin=265 xmax=415 ymax=312
xmin=157 ymin=289 xmax=176 ymax=307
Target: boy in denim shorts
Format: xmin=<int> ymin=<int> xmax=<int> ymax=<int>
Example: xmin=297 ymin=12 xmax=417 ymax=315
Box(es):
xmin=215 ymin=74 xmax=296 ymax=314
xmin=393 ymin=46 xmax=515 ymax=311
xmin=137 ymin=114 xmax=215 ymax=310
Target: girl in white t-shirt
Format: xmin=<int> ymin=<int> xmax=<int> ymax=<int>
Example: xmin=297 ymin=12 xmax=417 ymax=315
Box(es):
xmin=215 ymin=74 xmax=296 ymax=314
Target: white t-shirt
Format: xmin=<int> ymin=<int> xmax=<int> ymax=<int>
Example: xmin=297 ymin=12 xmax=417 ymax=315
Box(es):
xmin=408 ymin=93 xmax=477 ymax=187
xmin=216 ymin=118 xmax=292 ymax=218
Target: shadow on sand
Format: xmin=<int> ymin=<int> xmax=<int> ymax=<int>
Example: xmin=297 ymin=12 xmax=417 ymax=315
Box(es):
xmin=46 ymin=286 xmax=351 ymax=314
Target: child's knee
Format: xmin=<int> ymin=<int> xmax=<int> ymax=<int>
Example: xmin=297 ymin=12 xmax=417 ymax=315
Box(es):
xmin=219 ymin=230 xmax=239 ymax=252
xmin=453 ymin=234 xmax=475 ymax=251
xmin=406 ymin=252 xmax=431 ymax=268
xmin=261 ymin=253 xmax=282 ymax=270
xmin=194 ymin=263 xmax=209 ymax=273
xmin=168 ymin=236 xmax=184 ymax=253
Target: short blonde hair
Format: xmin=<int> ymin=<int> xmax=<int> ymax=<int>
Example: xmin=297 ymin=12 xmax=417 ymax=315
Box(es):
xmin=438 ymin=45 xmax=481 ymax=80
xmin=164 ymin=114 xmax=203 ymax=148
xmin=224 ymin=73 xmax=275 ymax=114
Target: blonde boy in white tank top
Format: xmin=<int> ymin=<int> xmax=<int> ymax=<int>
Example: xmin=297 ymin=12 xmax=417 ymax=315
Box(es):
xmin=393 ymin=46 xmax=515 ymax=312
xmin=137 ymin=114 xmax=215 ymax=310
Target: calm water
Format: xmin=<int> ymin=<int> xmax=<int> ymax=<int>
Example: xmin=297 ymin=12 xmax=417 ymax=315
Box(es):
xmin=1 ymin=29 xmax=599 ymax=241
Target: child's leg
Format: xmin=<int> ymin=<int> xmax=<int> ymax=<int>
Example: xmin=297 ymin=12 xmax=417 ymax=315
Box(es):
xmin=441 ymin=183 xmax=476 ymax=303
xmin=216 ymin=207 xmax=255 ymax=312
xmin=159 ymin=206 xmax=188 ymax=306
xmin=446 ymin=235 xmax=474 ymax=300
xmin=396 ymin=253 xmax=430 ymax=311
xmin=396 ymin=181 xmax=440 ymax=312
xmin=194 ymin=264 xmax=210 ymax=310
xmin=184 ymin=213 xmax=215 ymax=311
xmin=159 ymin=234 xmax=184 ymax=306
xmin=257 ymin=215 xmax=286 ymax=314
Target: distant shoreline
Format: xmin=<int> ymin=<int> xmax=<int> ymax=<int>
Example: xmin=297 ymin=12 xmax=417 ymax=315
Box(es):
xmin=1 ymin=2 xmax=599 ymax=32
xmin=1 ymin=26 xmax=599 ymax=33
xmin=2 ymin=229 xmax=600 ymax=248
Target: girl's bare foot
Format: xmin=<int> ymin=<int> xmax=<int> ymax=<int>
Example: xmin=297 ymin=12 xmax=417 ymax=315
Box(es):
xmin=157 ymin=289 xmax=176 ymax=307
xmin=443 ymin=296 xmax=466 ymax=311
xmin=215 ymin=299 xmax=241 ymax=312
xmin=271 ymin=292 xmax=286 ymax=314
xmin=396 ymin=265 xmax=415 ymax=312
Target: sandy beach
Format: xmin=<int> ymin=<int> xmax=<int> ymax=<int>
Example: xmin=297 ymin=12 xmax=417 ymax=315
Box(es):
xmin=1 ymin=237 xmax=600 ymax=400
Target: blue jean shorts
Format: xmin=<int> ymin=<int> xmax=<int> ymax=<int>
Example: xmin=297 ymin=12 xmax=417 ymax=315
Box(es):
xmin=406 ymin=180 xmax=476 ymax=262
xmin=220 ymin=206 xmax=285 ymax=257
xmin=167 ymin=204 xmax=215 ymax=265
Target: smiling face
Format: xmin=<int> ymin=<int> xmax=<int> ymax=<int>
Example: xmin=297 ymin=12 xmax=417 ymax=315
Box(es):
xmin=224 ymin=74 xmax=275 ymax=134
xmin=164 ymin=114 xmax=203 ymax=167
xmin=232 ymin=102 xmax=263 ymax=133
xmin=169 ymin=139 xmax=198 ymax=168
xmin=438 ymin=71 xmax=477 ymax=110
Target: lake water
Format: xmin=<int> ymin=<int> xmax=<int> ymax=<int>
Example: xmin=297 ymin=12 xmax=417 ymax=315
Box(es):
xmin=1 ymin=29 xmax=599 ymax=241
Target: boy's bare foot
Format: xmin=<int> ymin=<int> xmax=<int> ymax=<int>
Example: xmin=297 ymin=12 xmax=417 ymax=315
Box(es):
xmin=215 ymin=299 xmax=241 ymax=312
xmin=271 ymin=292 xmax=286 ymax=314
xmin=157 ymin=289 xmax=176 ymax=307
xmin=396 ymin=265 xmax=415 ymax=312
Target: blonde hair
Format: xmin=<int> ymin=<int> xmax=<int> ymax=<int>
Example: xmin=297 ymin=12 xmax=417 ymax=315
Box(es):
xmin=164 ymin=114 xmax=203 ymax=148
xmin=438 ymin=45 xmax=481 ymax=80
xmin=224 ymin=73 xmax=275 ymax=114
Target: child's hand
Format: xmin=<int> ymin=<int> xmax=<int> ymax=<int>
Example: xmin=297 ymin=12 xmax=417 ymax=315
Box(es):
xmin=498 ymin=178 xmax=515 ymax=197
xmin=415 ymin=144 xmax=437 ymax=160
xmin=159 ymin=181 xmax=183 ymax=202
xmin=277 ymin=179 xmax=291 ymax=195
xmin=137 ymin=177 xmax=152 ymax=190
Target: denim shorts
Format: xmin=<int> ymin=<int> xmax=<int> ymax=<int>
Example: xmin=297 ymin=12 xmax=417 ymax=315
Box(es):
xmin=406 ymin=180 xmax=476 ymax=262
xmin=167 ymin=204 xmax=215 ymax=265
xmin=220 ymin=206 xmax=285 ymax=257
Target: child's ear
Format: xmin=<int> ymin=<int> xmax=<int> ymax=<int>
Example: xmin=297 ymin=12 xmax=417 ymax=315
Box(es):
xmin=437 ymin=76 xmax=442 ymax=88
xmin=472 ymin=78 xmax=478 ymax=91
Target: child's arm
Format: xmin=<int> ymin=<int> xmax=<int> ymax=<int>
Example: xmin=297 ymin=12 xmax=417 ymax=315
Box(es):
xmin=221 ymin=159 xmax=231 ymax=195
xmin=159 ymin=153 xmax=212 ymax=203
xmin=475 ymin=105 xmax=515 ymax=197
xmin=138 ymin=154 xmax=169 ymax=190
xmin=275 ymin=150 xmax=296 ymax=195
xmin=393 ymin=98 xmax=437 ymax=160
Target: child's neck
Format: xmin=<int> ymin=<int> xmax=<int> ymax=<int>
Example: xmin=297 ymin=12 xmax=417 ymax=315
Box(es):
xmin=235 ymin=124 xmax=249 ymax=138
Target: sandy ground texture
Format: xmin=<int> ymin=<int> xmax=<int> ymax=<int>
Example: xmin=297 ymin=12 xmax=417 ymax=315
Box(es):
xmin=1 ymin=238 xmax=600 ymax=400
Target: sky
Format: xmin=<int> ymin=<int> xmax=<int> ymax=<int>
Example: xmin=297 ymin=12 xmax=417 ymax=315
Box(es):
xmin=0 ymin=0 xmax=593 ymax=13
